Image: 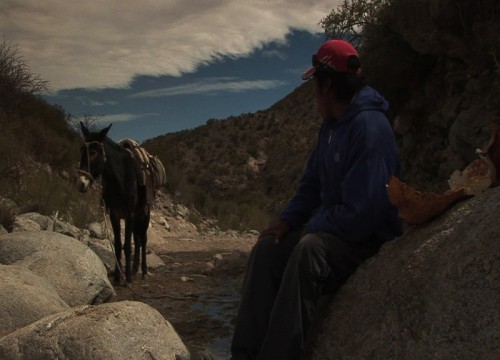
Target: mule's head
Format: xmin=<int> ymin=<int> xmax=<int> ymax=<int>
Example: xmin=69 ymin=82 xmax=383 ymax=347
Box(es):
xmin=76 ymin=122 xmax=112 ymax=193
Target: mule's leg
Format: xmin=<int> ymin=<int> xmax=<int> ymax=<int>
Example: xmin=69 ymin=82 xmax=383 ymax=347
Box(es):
xmin=109 ymin=212 xmax=122 ymax=285
xmin=124 ymin=216 xmax=134 ymax=283
xmin=132 ymin=221 xmax=141 ymax=277
xmin=132 ymin=212 xmax=149 ymax=280
xmin=141 ymin=211 xmax=151 ymax=279
xmin=141 ymin=231 xmax=149 ymax=279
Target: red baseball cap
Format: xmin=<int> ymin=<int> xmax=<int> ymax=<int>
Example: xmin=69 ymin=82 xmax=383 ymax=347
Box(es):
xmin=302 ymin=39 xmax=360 ymax=80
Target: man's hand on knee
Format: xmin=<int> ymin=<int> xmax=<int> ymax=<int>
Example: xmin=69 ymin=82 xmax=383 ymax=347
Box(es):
xmin=259 ymin=220 xmax=290 ymax=244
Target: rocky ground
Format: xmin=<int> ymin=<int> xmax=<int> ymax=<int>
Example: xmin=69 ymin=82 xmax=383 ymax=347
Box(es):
xmin=109 ymin=193 xmax=257 ymax=359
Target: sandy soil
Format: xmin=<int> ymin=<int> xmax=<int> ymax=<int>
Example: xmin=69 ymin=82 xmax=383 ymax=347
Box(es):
xmin=110 ymin=216 xmax=256 ymax=360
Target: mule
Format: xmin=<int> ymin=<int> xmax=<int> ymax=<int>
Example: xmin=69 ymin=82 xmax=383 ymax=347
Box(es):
xmin=76 ymin=122 xmax=150 ymax=284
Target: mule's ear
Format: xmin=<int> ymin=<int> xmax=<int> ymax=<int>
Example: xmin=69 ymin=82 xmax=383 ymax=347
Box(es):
xmin=99 ymin=124 xmax=112 ymax=138
xmin=80 ymin=122 xmax=90 ymax=137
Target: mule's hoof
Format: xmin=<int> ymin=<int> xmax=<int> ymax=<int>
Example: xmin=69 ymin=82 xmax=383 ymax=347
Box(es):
xmin=142 ymin=273 xmax=149 ymax=280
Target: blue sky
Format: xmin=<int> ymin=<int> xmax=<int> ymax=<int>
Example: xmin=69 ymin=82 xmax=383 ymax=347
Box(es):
xmin=1 ymin=1 xmax=338 ymax=141
xmin=46 ymin=31 xmax=324 ymax=141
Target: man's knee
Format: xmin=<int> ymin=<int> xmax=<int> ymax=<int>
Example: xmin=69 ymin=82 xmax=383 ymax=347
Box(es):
xmin=289 ymin=234 xmax=329 ymax=273
xmin=294 ymin=233 xmax=327 ymax=258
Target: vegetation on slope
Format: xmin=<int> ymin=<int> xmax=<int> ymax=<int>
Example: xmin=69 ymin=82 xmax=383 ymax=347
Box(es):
xmin=0 ymin=39 xmax=100 ymax=230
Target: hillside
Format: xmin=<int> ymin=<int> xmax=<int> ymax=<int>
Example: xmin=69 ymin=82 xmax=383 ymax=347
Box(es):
xmin=144 ymin=81 xmax=320 ymax=230
xmin=144 ymin=0 xmax=500 ymax=230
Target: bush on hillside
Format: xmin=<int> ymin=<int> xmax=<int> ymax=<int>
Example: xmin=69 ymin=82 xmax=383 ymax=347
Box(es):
xmin=0 ymin=38 xmax=49 ymax=97
xmin=319 ymin=0 xmax=391 ymax=43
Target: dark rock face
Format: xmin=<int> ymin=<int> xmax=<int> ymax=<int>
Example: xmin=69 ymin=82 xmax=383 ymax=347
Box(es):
xmin=308 ymin=187 xmax=499 ymax=360
xmin=385 ymin=0 xmax=500 ymax=192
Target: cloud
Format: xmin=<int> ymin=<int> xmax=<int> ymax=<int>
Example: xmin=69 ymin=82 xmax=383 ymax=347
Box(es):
xmin=261 ymin=50 xmax=288 ymax=61
xmin=99 ymin=113 xmax=160 ymax=123
xmin=129 ymin=77 xmax=286 ymax=98
xmin=0 ymin=0 xmax=337 ymax=91
xmin=77 ymin=97 xmax=118 ymax=107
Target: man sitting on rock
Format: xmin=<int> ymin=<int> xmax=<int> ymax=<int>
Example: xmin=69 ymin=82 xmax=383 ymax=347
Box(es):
xmin=228 ymin=39 xmax=403 ymax=360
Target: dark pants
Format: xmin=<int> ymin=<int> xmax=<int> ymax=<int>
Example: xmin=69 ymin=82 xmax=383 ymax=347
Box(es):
xmin=230 ymin=230 xmax=383 ymax=360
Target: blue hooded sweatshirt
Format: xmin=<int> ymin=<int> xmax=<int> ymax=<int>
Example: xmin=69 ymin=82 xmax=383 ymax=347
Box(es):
xmin=280 ymin=85 xmax=402 ymax=243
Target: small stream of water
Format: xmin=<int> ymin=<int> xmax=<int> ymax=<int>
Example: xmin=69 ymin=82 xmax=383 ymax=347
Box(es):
xmin=190 ymin=293 xmax=240 ymax=359
xmin=145 ymin=279 xmax=241 ymax=359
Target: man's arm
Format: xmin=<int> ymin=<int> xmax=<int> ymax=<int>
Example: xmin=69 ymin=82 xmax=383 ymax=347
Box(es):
xmin=279 ymin=145 xmax=322 ymax=230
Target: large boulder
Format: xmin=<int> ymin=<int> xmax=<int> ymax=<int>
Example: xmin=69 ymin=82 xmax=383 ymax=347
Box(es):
xmin=88 ymin=221 xmax=112 ymax=240
xmin=308 ymin=187 xmax=500 ymax=359
xmin=13 ymin=212 xmax=54 ymax=231
xmin=86 ymin=237 xmax=116 ymax=271
xmin=0 ymin=301 xmax=190 ymax=360
xmin=0 ymin=231 xmax=115 ymax=306
xmin=12 ymin=212 xmax=82 ymax=239
xmin=11 ymin=215 xmax=42 ymax=232
xmin=0 ymin=265 xmax=69 ymax=337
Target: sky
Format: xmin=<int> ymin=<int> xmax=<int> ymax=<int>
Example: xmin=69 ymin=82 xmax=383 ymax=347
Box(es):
xmin=1 ymin=1 xmax=339 ymax=142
